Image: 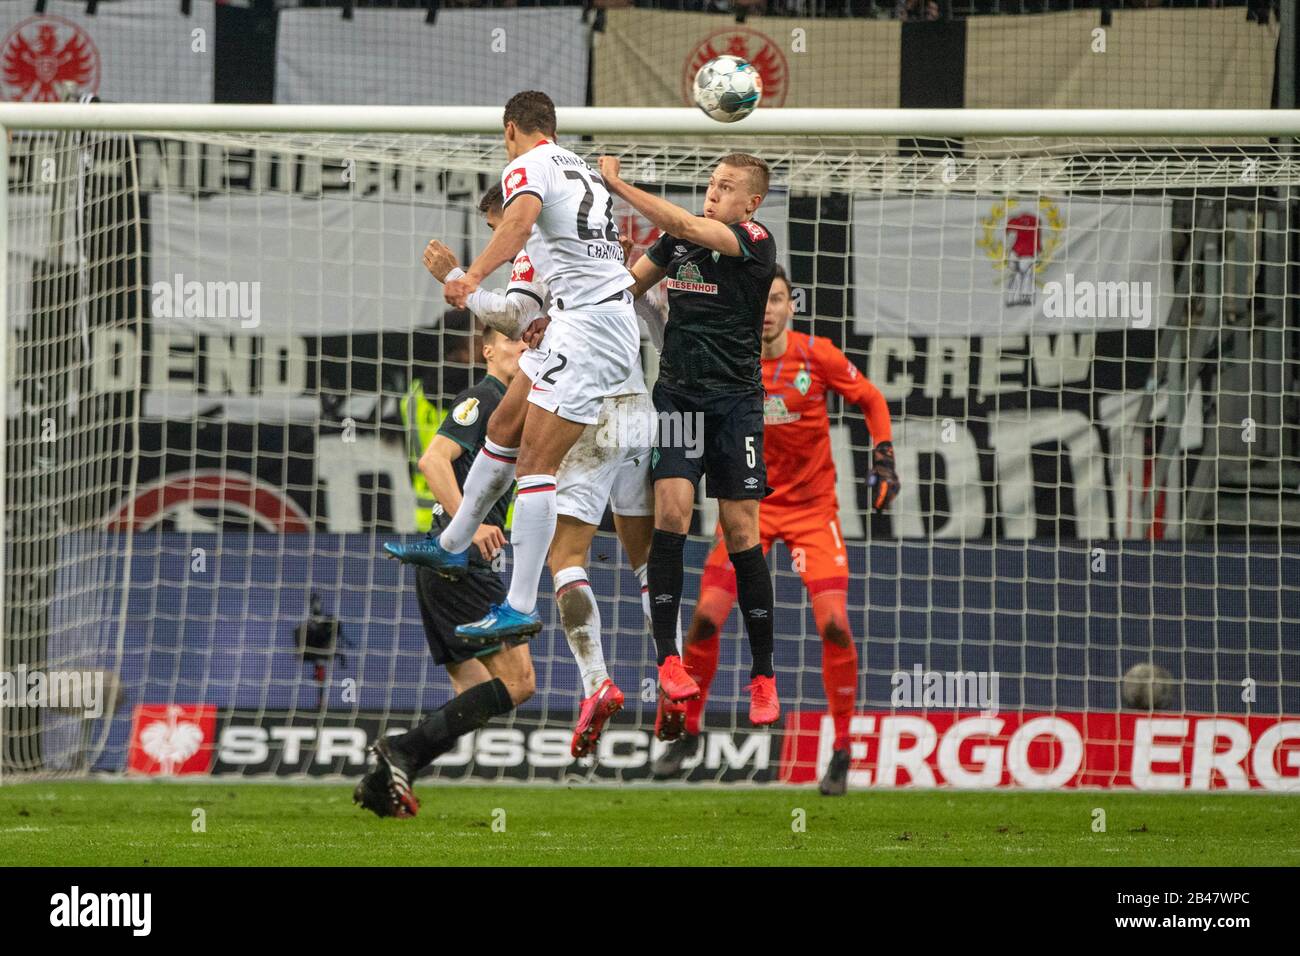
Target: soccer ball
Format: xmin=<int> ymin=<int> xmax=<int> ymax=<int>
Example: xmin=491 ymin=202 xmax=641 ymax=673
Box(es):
xmin=1121 ymin=663 xmax=1176 ymax=710
xmin=691 ymin=55 xmax=763 ymax=124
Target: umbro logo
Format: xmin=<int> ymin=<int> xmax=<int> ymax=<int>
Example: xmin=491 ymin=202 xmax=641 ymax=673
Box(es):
xmin=674 ymin=245 xmax=686 ymax=256
xmin=744 ymin=477 xmax=759 ymax=488
xmin=748 ymin=608 xmax=769 ymax=619
xmin=654 ymin=594 xmax=674 ymax=604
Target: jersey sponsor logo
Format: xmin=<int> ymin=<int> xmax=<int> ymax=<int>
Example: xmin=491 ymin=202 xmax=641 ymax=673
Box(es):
xmin=740 ymin=220 xmax=769 ymax=242
xmin=666 ymin=261 xmax=718 ymax=295
xmin=503 ymin=167 xmax=529 ymax=198
xmin=452 ymin=397 xmax=480 ymax=426
xmin=763 ymin=394 xmax=800 ymax=425
xmin=511 ymin=254 xmax=535 ymax=283
xmin=794 ymin=367 xmax=812 ymax=395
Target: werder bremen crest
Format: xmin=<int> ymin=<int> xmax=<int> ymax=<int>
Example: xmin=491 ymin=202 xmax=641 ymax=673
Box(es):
xmin=794 ymin=368 xmax=812 ymax=395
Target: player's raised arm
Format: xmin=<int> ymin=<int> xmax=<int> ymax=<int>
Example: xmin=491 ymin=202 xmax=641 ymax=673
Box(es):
xmin=422 ymin=238 xmax=541 ymax=340
xmin=463 ymin=282 xmax=543 ymax=341
xmin=813 ymin=336 xmax=900 ymax=510
xmin=446 ymin=192 xmax=542 ymax=306
xmin=599 ymin=155 xmax=748 ymax=258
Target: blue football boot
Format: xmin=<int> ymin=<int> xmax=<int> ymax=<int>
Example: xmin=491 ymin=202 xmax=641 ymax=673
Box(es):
xmin=383 ymin=533 xmax=469 ymax=581
xmin=454 ymin=601 xmax=543 ymax=644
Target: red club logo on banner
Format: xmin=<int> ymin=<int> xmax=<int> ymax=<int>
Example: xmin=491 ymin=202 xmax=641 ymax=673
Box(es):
xmin=103 ymin=471 xmax=313 ymax=533
xmin=1 ymin=15 xmax=100 ymax=102
xmin=682 ymin=27 xmax=788 ymax=109
xmin=127 ymin=704 xmax=217 ymax=776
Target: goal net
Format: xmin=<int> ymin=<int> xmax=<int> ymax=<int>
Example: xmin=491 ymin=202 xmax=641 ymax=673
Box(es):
xmin=4 ymin=109 xmax=1299 ymax=791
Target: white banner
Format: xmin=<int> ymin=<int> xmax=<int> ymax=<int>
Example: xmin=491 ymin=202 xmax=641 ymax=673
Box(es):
xmin=147 ymin=191 xmax=487 ymax=336
xmin=0 ymin=1 xmax=214 ymax=103
xmin=853 ymin=195 xmax=1174 ymax=337
xmin=275 ymin=8 xmax=589 ymax=107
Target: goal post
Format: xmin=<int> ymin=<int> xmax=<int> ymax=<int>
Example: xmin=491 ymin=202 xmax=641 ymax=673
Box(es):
xmin=3 ymin=104 xmax=1299 ymax=790
xmin=3 ymin=104 xmax=1300 ymax=135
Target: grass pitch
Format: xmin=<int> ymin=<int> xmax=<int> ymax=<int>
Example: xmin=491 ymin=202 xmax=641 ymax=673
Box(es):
xmin=1 ymin=782 xmax=1295 ymax=866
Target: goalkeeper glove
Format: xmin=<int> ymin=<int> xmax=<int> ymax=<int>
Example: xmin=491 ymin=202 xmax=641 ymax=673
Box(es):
xmin=868 ymin=441 xmax=900 ymax=511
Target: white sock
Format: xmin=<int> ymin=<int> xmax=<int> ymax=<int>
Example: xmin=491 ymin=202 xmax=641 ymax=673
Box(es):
xmin=505 ymin=474 xmax=557 ymax=614
xmin=439 ymin=439 xmax=516 ymax=553
xmin=636 ymin=562 xmax=682 ymax=654
xmin=635 ymin=562 xmax=652 ymax=627
xmin=555 ymin=566 xmax=609 ymax=697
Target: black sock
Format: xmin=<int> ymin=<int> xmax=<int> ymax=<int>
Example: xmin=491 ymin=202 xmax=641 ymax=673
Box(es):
xmin=730 ymin=545 xmax=774 ymax=679
xmin=392 ymin=677 xmax=513 ymax=769
xmin=647 ymin=529 xmax=687 ymax=664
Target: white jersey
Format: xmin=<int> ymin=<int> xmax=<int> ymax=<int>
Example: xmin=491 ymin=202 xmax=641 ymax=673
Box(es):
xmin=501 ymin=141 xmax=633 ymax=310
xmin=461 ymin=245 xmax=549 ymax=340
xmin=495 ymin=239 xmax=645 ymax=398
xmin=504 ymin=244 xmax=552 ymax=316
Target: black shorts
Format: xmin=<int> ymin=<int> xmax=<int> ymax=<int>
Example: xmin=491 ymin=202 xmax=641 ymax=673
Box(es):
xmin=650 ymin=381 xmax=770 ymax=501
xmin=414 ymin=564 xmax=511 ymax=666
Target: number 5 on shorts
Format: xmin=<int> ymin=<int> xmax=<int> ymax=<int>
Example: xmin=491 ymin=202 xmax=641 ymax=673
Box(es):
xmin=745 ymin=435 xmax=756 ymax=468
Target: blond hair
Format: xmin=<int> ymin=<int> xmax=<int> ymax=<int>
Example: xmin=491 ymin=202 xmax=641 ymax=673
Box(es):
xmin=717 ymin=152 xmax=770 ymax=198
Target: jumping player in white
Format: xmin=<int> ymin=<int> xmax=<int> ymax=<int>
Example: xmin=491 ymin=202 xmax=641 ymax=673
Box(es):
xmin=393 ymin=182 xmax=670 ymax=758
xmin=391 ymin=91 xmax=641 ymax=648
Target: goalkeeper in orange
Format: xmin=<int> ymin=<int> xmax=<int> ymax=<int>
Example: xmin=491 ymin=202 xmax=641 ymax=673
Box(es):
xmin=652 ymin=265 xmax=899 ymax=796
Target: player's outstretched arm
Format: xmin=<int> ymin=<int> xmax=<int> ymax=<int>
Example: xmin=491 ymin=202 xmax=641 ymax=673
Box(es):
xmin=446 ymin=193 xmax=542 ymax=306
xmin=599 ymin=156 xmax=741 ymax=257
xmin=815 ymin=338 xmax=900 ymax=510
xmin=423 ymin=239 xmax=539 ymax=339
xmin=461 ymin=278 xmax=541 ymax=340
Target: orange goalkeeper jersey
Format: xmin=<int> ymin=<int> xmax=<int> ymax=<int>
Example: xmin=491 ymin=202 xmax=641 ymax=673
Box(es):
xmin=761 ymin=331 xmax=892 ymax=513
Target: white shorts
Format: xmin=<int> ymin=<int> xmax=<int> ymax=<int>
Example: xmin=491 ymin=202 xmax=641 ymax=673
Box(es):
xmin=525 ymin=298 xmax=641 ymax=426
xmin=555 ymin=391 xmax=654 ymax=526
xmin=518 ymin=343 xmax=548 ymax=383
